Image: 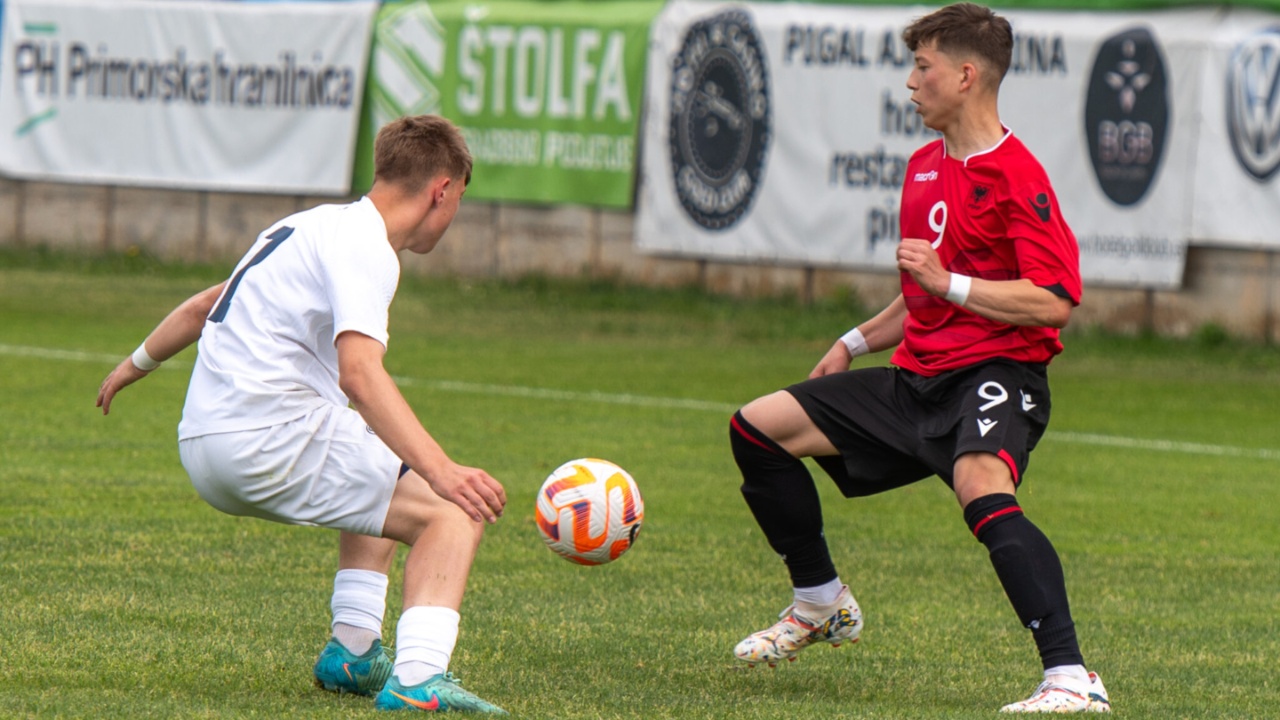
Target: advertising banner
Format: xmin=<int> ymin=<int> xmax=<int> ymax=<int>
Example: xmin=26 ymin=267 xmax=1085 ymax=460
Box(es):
xmin=636 ymin=1 xmax=1211 ymax=288
xmin=352 ymin=0 xmax=662 ymax=208
xmin=0 ymin=0 xmax=377 ymax=194
xmin=1189 ymin=9 xmax=1280 ymax=247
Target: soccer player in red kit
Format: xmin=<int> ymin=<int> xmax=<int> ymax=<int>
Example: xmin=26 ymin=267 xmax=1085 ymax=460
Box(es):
xmin=728 ymin=3 xmax=1110 ymax=713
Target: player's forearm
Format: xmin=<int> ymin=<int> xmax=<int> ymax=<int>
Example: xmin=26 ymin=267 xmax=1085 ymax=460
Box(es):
xmin=142 ymin=282 xmax=226 ymax=361
xmin=834 ymin=295 xmax=906 ymax=365
xmin=343 ymin=365 xmax=452 ymax=479
xmin=857 ymin=294 xmax=908 ymax=352
xmin=960 ymin=278 xmax=1071 ymax=328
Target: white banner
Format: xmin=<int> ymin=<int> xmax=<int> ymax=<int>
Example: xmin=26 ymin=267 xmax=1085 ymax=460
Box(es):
xmin=1189 ymin=9 xmax=1280 ymax=248
xmin=0 ymin=0 xmax=377 ymax=194
xmin=636 ymin=2 xmax=1216 ymax=288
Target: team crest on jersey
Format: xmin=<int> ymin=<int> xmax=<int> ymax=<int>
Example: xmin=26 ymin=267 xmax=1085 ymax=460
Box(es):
xmin=1029 ymin=192 xmax=1052 ymax=222
xmin=968 ymin=184 xmax=992 ymax=209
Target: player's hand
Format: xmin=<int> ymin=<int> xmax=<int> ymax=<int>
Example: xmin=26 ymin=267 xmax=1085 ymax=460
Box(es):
xmin=96 ymin=356 xmax=152 ymax=415
xmin=809 ymin=340 xmax=853 ymax=378
xmin=425 ymin=462 xmax=508 ymax=524
xmin=897 ymin=237 xmax=950 ymax=297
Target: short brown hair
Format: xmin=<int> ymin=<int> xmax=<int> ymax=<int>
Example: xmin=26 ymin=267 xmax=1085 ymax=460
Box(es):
xmin=373 ymin=115 xmax=473 ymax=193
xmin=902 ymin=3 xmax=1012 ymax=89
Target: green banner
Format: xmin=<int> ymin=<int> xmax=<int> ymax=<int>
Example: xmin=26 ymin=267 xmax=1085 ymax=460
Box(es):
xmin=353 ymin=0 xmax=662 ymax=208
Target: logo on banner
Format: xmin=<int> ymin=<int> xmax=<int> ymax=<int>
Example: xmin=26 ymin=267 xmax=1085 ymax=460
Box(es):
xmin=1226 ymin=28 xmax=1280 ymax=182
xmin=1083 ymin=27 xmax=1169 ymax=206
xmin=668 ymin=8 xmax=771 ymax=231
xmin=370 ymin=4 xmax=447 ymax=130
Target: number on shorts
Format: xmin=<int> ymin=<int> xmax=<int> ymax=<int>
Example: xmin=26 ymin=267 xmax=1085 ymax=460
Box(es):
xmin=208 ymin=226 xmax=295 ymax=323
xmin=977 ymin=381 xmax=1008 ymax=412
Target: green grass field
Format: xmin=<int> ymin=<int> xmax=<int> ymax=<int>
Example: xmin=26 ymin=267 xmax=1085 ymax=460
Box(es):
xmin=1 ymin=249 xmax=1276 ymax=719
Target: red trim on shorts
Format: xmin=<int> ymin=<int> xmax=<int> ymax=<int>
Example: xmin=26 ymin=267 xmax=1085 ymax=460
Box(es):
xmin=972 ymin=506 xmax=1022 ymax=537
xmin=997 ymin=448 xmax=1020 ymax=485
xmin=730 ymin=415 xmax=779 ymax=455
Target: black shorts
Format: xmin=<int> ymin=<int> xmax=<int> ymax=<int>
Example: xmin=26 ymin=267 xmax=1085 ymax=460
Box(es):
xmin=786 ymin=359 xmax=1052 ymax=497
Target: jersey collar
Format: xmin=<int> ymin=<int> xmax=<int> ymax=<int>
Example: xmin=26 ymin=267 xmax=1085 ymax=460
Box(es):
xmin=941 ymin=125 xmax=1014 ymax=166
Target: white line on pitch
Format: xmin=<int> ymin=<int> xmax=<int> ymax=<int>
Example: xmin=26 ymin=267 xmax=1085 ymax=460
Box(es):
xmin=5 ymin=342 xmax=1278 ymax=461
xmin=0 ymin=343 xmax=190 ymax=367
xmin=394 ymin=376 xmax=740 ymax=414
xmin=1049 ymin=431 xmax=1280 ymax=461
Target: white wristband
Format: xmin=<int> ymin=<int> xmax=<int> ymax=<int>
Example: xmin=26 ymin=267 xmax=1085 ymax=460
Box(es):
xmin=839 ymin=327 xmax=870 ymax=358
xmin=945 ymin=273 xmax=972 ymax=306
xmin=131 ymin=342 xmax=161 ymax=372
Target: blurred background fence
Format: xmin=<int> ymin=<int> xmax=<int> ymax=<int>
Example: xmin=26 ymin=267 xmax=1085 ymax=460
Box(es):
xmin=2 ymin=0 xmax=1279 ymax=341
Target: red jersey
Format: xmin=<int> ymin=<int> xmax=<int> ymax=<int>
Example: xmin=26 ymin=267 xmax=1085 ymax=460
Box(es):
xmin=890 ymin=132 xmax=1082 ymax=377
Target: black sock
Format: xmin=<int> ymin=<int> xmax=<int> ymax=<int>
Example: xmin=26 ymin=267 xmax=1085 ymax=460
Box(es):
xmin=964 ymin=493 xmax=1085 ymax=670
xmin=731 ymin=412 xmax=837 ymax=588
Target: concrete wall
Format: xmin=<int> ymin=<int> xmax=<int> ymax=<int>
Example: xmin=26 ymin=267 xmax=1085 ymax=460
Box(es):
xmin=2 ymin=176 xmax=1277 ymax=342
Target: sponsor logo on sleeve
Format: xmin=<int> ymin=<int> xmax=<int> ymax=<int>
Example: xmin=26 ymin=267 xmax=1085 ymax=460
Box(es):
xmin=1226 ymin=28 xmax=1280 ymax=182
xmin=1083 ymin=27 xmax=1169 ymax=206
xmin=668 ymin=9 xmax=771 ymax=231
xmin=1029 ymin=192 xmax=1052 ymax=222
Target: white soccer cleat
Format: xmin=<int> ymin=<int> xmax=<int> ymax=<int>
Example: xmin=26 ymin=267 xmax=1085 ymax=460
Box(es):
xmin=1000 ymin=671 xmax=1111 ymax=713
xmin=733 ymin=585 xmax=862 ymax=667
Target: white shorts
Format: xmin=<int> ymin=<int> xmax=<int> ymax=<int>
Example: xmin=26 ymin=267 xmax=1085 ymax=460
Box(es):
xmin=178 ymin=404 xmax=403 ymax=537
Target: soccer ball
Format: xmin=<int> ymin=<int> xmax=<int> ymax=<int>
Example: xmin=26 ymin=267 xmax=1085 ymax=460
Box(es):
xmin=535 ymin=458 xmax=644 ymax=565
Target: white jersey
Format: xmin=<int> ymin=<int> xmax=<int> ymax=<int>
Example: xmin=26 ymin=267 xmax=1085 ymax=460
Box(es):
xmin=179 ymin=197 xmax=400 ymax=439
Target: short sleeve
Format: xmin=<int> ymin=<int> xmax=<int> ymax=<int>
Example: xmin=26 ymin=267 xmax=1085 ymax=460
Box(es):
xmin=318 ymin=213 xmax=399 ymax=349
xmin=1006 ymin=180 xmax=1082 ymax=305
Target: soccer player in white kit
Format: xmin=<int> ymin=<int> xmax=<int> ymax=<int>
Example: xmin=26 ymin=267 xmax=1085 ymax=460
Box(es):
xmin=97 ymin=115 xmax=509 ymax=713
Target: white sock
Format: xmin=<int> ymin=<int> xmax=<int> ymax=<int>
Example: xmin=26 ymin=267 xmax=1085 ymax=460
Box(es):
xmin=330 ymin=569 xmax=389 ymax=655
xmin=793 ymin=577 xmax=845 ymax=612
xmin=333 ymin=623 xmax=380 ymax=657
xmin=393 ymin=606 xmax=460 ymax=686
xmin=1045 ymin=664 xmax=1090 ymax=686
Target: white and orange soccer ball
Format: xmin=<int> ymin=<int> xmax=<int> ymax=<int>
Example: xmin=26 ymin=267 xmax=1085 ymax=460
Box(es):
xmin=535 ymin=458 xmax=644 ymax=565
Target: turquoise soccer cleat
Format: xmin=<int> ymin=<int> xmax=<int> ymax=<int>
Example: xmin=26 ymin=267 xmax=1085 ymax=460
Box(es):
xmin=313 ymin=637 xmax=394 ymax=697
xmin=375 ymin=672 xmax=508 ymax=714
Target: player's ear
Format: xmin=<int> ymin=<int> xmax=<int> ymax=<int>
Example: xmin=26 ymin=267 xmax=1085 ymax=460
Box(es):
xmin=960 ymin=61 xmax=979 ymax=91
xmin=432 ymin=176 xmax=452 ymax=206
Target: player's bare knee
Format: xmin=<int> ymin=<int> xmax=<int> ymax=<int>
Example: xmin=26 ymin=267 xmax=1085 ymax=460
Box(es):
xmin=431 ymin=501 xmax=486 ymax=544
xmin=738 ymin=391 xmax=809 ymax=445
xmin=383 ymin=486 xmax=484 ymax=545
xmin=388 ymin=505 xmax=484 ymax=547
xmin=738 ymin=391 xmax=789 ymax=429
xmin=952 ymin=452 xmax=1016 ymax=506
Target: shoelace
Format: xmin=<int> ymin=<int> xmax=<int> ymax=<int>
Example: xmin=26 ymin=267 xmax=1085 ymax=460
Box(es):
xmin=1028 ymin=680 xmax=1053 ymax=697
xmin=1027 ymin=680 xmax=1087 ymax=703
